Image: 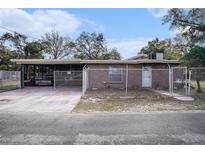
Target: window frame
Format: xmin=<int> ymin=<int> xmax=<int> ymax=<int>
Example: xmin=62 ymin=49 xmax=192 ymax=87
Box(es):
xmin=108 ymin=66 xmax=123 ymax=83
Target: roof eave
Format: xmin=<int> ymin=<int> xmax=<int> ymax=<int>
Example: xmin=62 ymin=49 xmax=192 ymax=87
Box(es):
xmin=10 ymin=59 xmax=180 ymax=65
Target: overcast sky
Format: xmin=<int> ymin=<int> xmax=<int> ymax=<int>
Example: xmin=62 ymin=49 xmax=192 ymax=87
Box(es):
xmin=0 ymin=8 xmax=172 ymax=59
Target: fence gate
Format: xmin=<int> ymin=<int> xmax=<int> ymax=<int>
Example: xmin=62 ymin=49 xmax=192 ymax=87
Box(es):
xmin=171 ymin=67 xmax=188 ymax=96
xmin=0 ymin=70 xmax=21 ymax=91
xmin=54 ymin=71 xmax=82 ymax=88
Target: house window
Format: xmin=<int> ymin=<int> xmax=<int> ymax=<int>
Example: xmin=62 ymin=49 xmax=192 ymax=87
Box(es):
xmin=109 ymin=67 xmax=123 ymax=83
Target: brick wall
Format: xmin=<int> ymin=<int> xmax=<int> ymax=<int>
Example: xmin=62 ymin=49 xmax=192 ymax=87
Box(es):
xmin=86 ymin=63 xmax=178 ymax=90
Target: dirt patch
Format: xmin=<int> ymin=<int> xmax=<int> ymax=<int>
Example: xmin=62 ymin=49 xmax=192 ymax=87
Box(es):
xmin=191 ymin=89 xmax=205 ymax=100
xmin=72 ymin=89 xmax=205 ymax=113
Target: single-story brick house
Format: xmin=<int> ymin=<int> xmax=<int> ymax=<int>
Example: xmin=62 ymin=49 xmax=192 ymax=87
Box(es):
xmin=11 ymin=58 xmax=180 ymax=91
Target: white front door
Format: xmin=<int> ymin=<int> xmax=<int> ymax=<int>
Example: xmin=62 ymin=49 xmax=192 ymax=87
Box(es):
xmin=142 ymin=67 xmax=152 ymax=87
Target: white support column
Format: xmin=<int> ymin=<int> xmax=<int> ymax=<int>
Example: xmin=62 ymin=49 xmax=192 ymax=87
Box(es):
xmin=185 ymin=67 xmax=188 ymax=96
xmin=86 ymin=69 xmax=88 ymax=91
xmin=125 ymin=64 xmax=128 ymax=96
xmin=188 ymin=70 xmax=192 ymax=96
xmin=82 ymin=68 xmax=85 ymax=96
xmin=171 ymin=67 xmax=173 ymax=96
xmin=20 ymin=65 xmax=25 ymax=89
xmin=0 ymin=71 xmax=2 ymax=89
xmin=53 ymin=71 xmax=56 ymax=89
xmin=84 ymin=69 xmax=86 ymax=93
xmin=169 ymin=68 xmax=171 ymax=95
xmin=82 ymin=65 xmax=88 ymax=96
xmin=167 ymin=64 xmax=172 ymax=95
xmin=18 ymin=71 xmax=21 ymax=88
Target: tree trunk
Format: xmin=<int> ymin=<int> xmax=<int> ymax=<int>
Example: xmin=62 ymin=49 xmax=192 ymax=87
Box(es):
xmin=196 ymin=79 xmax=202 ymax=93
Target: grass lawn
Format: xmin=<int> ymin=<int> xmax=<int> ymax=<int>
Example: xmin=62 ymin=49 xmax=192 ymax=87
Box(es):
xmin=189 ymin=80 xmax=205 ymax=99
xmin=191 ymin=80 xmax=205 ymax=89
xmin=72 ymin=89 xmax=205 ymax=113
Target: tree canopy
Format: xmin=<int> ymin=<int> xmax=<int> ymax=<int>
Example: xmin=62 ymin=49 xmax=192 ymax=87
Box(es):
xmin=73 ymin=32 xmax=121 ymax=60
xmin=162 ymin=8 xmax=205 ymax=46
xmin=140 ymin=38 xmax=183 ymax=60
xmin=162 ymin=9 xmax=205 ymax=93
xmin=0 ymin=31 xmax=121 ymax=70
xmin=0 ymin=45 xmax=19 ymax=70
xmin=0 ymin=32 xmax=45 ymax=70
xmin=41 ymin=30 xmax=73 ymax=59
xmin=0 ymin=32 xmax=44 ymax=59
xmin=181 ymin=46 xmax=205 ymax=68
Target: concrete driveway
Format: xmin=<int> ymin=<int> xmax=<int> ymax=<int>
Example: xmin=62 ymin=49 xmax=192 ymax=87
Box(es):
xmin=0 ymin=87 xmax=82 ymax=113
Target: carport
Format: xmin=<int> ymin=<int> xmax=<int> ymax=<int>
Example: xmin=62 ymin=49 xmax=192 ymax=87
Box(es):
xmin=11 ymin=59 xmax=85 ymax=89
xmin=11 ymin=58 xmax=181 ymax=97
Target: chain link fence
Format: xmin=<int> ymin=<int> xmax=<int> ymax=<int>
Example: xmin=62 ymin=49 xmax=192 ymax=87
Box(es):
xmin=82 ymin=68 xmax=177 ymax=96
xmin=47 ymin=67 xmax=204 ymax=98
xmin=54 ymin=71 xmax=82 ymax=88
xmin=171 ymin=67 xmax=188 ymax=96
xmin=82 ymin=67 xmax=194 ymax=97
xmin=1 ymin=67 xmax=204 ymax=99
xmin=188 ymin=67 xmax=205 ymax=99
xmin=0 ymin=70 xmax=21 ymax=92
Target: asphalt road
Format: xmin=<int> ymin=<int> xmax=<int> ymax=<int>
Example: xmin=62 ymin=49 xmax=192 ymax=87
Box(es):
xmin=0 ymin=111 xmax=205 ymax=144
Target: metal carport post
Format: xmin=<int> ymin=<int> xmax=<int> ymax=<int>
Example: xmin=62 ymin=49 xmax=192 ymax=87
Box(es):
xmin=20 ymin=64 xmax=25 ymax=88
xmin=125 ymin=64 xmax=128 ymax=96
